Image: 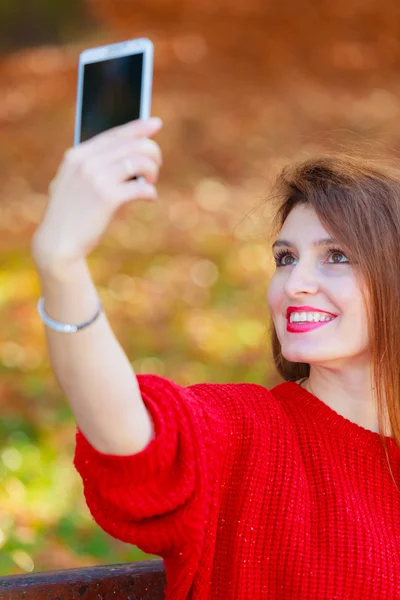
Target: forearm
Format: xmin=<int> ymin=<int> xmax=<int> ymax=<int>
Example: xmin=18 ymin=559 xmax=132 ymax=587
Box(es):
xmin=36 ymin=259 xmax=154 ymax=455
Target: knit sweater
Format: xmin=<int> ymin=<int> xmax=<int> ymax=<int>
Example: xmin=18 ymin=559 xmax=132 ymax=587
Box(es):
xmin=74 ymin=374 xmax=400 ymax=599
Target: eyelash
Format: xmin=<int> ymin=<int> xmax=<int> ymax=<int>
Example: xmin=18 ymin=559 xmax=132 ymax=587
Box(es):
xmin=274 ymin=247 xmax=349 ymax=267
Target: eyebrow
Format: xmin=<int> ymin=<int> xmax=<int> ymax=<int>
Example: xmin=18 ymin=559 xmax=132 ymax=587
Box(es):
xmin=272 ymin=237 xmax=339 ymax=250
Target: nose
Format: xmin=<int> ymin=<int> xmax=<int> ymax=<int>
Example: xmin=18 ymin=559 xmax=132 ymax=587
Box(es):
xmin=283 ymin=261 xmax=320 ymax=298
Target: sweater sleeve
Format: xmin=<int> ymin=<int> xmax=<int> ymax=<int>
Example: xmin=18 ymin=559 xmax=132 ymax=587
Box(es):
xmin=73 ymin=373 xmax=228 ymax=558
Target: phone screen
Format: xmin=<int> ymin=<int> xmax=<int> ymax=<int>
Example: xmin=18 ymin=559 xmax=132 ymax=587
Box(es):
xmin=79 ymin=52 xmax=143 ymax=143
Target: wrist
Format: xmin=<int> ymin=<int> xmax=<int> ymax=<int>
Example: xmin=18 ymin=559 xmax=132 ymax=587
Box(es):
xmin=35 ymin=260 xmax=100 ymax=327
xmin=31 ymin=232 xmax=83 ymax=283
xmin=34 ymin=254 xmax=87 ymax=285
xmin=37 ymin=296 xmax=102 ymax=333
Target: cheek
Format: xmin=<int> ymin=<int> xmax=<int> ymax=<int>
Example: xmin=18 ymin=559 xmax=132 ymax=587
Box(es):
xmin=335 ymin=281 xmax=366 ymax=319
xmin=330 ymin=283 xmax=369 ymax=346
xmin=343 ymin=294 xmax=369 ymax=341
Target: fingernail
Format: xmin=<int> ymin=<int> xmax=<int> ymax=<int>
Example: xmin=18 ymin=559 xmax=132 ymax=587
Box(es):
xmin=150 ymin=117 xmax=163 ymax=127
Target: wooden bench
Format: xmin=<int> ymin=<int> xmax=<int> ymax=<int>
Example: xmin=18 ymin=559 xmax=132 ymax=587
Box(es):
xmin=0 ymin=558 xmax=166 ymax=599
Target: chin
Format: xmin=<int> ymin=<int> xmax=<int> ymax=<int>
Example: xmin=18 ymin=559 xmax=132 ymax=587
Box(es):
xmin=281 ymin=343 xmax=325 ymax=364
xmin=282 ymin=350 xmax=313 ymax=363
xmin=282 ymin=347 xmax=347 ymax=367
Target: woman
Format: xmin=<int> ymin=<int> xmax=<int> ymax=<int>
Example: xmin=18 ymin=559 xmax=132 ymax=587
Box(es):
xmin=31 ymin=117 xmax=400 ymax=599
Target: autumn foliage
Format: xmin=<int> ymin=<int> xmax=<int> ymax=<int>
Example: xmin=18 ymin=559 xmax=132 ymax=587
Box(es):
xmin=1 ymin=0 xmax=400 ymax=576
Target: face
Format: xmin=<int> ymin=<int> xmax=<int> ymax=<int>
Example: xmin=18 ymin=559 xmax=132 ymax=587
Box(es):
xmin=266 ymin=203 xmax=370 ymax=368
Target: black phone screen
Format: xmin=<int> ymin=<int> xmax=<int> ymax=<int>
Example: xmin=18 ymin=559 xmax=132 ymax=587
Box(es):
xmin=79 ymin=52 xmax=143 ymax=143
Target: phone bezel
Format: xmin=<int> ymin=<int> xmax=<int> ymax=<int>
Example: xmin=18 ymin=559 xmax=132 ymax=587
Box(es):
xmin=74 ymin=37 xmax=153 ymax=146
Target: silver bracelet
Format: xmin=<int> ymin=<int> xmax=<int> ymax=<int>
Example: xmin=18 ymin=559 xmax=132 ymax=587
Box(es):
xmin=37 ymin=297 xmax=103 ymax=333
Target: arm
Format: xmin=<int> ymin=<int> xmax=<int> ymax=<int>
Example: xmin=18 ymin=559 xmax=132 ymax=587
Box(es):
xmin=35 ymin=258 xmax=154 ymax=456
xmin=73 ymin=373 xmax=230 ymax=584
xmin=33 ymin=117 xmax=230 ymax=571
xmin=31 ymin=117 xmax=163 ymax=456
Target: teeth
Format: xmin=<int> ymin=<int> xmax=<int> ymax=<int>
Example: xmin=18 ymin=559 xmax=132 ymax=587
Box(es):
xmin=289 ymin=311 xmax=334 ymax=323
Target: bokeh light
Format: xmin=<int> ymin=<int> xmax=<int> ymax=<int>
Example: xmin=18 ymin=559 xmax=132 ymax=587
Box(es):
xmin=2 ymin=0 xmax=400 ymax=576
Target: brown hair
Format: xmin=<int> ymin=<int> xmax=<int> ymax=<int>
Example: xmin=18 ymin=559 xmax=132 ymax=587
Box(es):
xmin=267 ymin=153 xmax=400 ymax=455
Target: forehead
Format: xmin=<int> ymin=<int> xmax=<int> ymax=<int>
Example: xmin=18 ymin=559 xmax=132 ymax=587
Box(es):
xmin=280 ymin=204 xmax=328 ymax=238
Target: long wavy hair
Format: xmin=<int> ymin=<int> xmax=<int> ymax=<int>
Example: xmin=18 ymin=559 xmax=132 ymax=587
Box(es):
xmin=268 ymin=153 xmax=400 ymax=454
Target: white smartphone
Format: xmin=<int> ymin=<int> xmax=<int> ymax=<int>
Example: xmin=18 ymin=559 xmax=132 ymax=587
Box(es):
xmin=74 ymin=37 xmax=153 ymax=146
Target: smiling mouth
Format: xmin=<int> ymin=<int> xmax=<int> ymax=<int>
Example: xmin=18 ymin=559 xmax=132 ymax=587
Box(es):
xmin=286 ymin=315 xmax=337 ymax=332
xmin=288 ymin=313 xmax=335 ymax=324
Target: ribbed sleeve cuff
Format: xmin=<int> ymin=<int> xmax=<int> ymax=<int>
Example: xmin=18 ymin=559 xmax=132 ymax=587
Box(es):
xmin=74 ymin=374 xmax=183 ymax=485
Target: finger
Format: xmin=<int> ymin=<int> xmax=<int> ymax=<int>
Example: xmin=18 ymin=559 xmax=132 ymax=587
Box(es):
xmin=65 ymin=117 xmax=163 ymax=163
xmin=95 ymin=137 xmax=162 ymax=169
xmin=93 ymin=117 xmax=163 ymax=148
xmin=111 ymin=180 xmax=158 ymax=205
xmin=105 ymin=155 xmax=160 ymax=185
xmin=59 ymin=135 xmax=162 ymax=186
xmin=115 ymin=117 xmax=163 ymax=139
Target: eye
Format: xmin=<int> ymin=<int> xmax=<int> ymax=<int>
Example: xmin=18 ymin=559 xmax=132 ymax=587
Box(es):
xmin=327 ymin=249 xmax=349 ymax=264
xmin=273 ymin=247 xmax=349 ymax=267
xmin=273 ymin=250 xmax=295 ymax=266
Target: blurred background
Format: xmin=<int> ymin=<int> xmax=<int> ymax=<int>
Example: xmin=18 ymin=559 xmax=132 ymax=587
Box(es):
xmin=1 ymin=0 xmax=400 ymax=576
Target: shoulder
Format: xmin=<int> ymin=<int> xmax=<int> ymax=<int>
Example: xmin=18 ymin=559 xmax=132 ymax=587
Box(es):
xmin=187 ymin=379 xmax=295 ymax=431
xmin=185 ymin=381 xmax=303 ymax=474
xmin=136 ymin=373 xmax=297 ymax=436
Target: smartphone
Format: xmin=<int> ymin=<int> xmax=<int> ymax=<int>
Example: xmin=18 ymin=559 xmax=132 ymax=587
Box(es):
xmin=74 ymin=38 xmax=153 ymax=146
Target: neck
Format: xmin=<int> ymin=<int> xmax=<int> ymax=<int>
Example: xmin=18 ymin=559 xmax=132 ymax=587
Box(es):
xmin=299 ymin=367 xmax=389 ymax=435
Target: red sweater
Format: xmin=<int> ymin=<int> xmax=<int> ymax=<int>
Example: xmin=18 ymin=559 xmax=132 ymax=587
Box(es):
xmin=74 ymin=375 xmax=400 ymax=599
